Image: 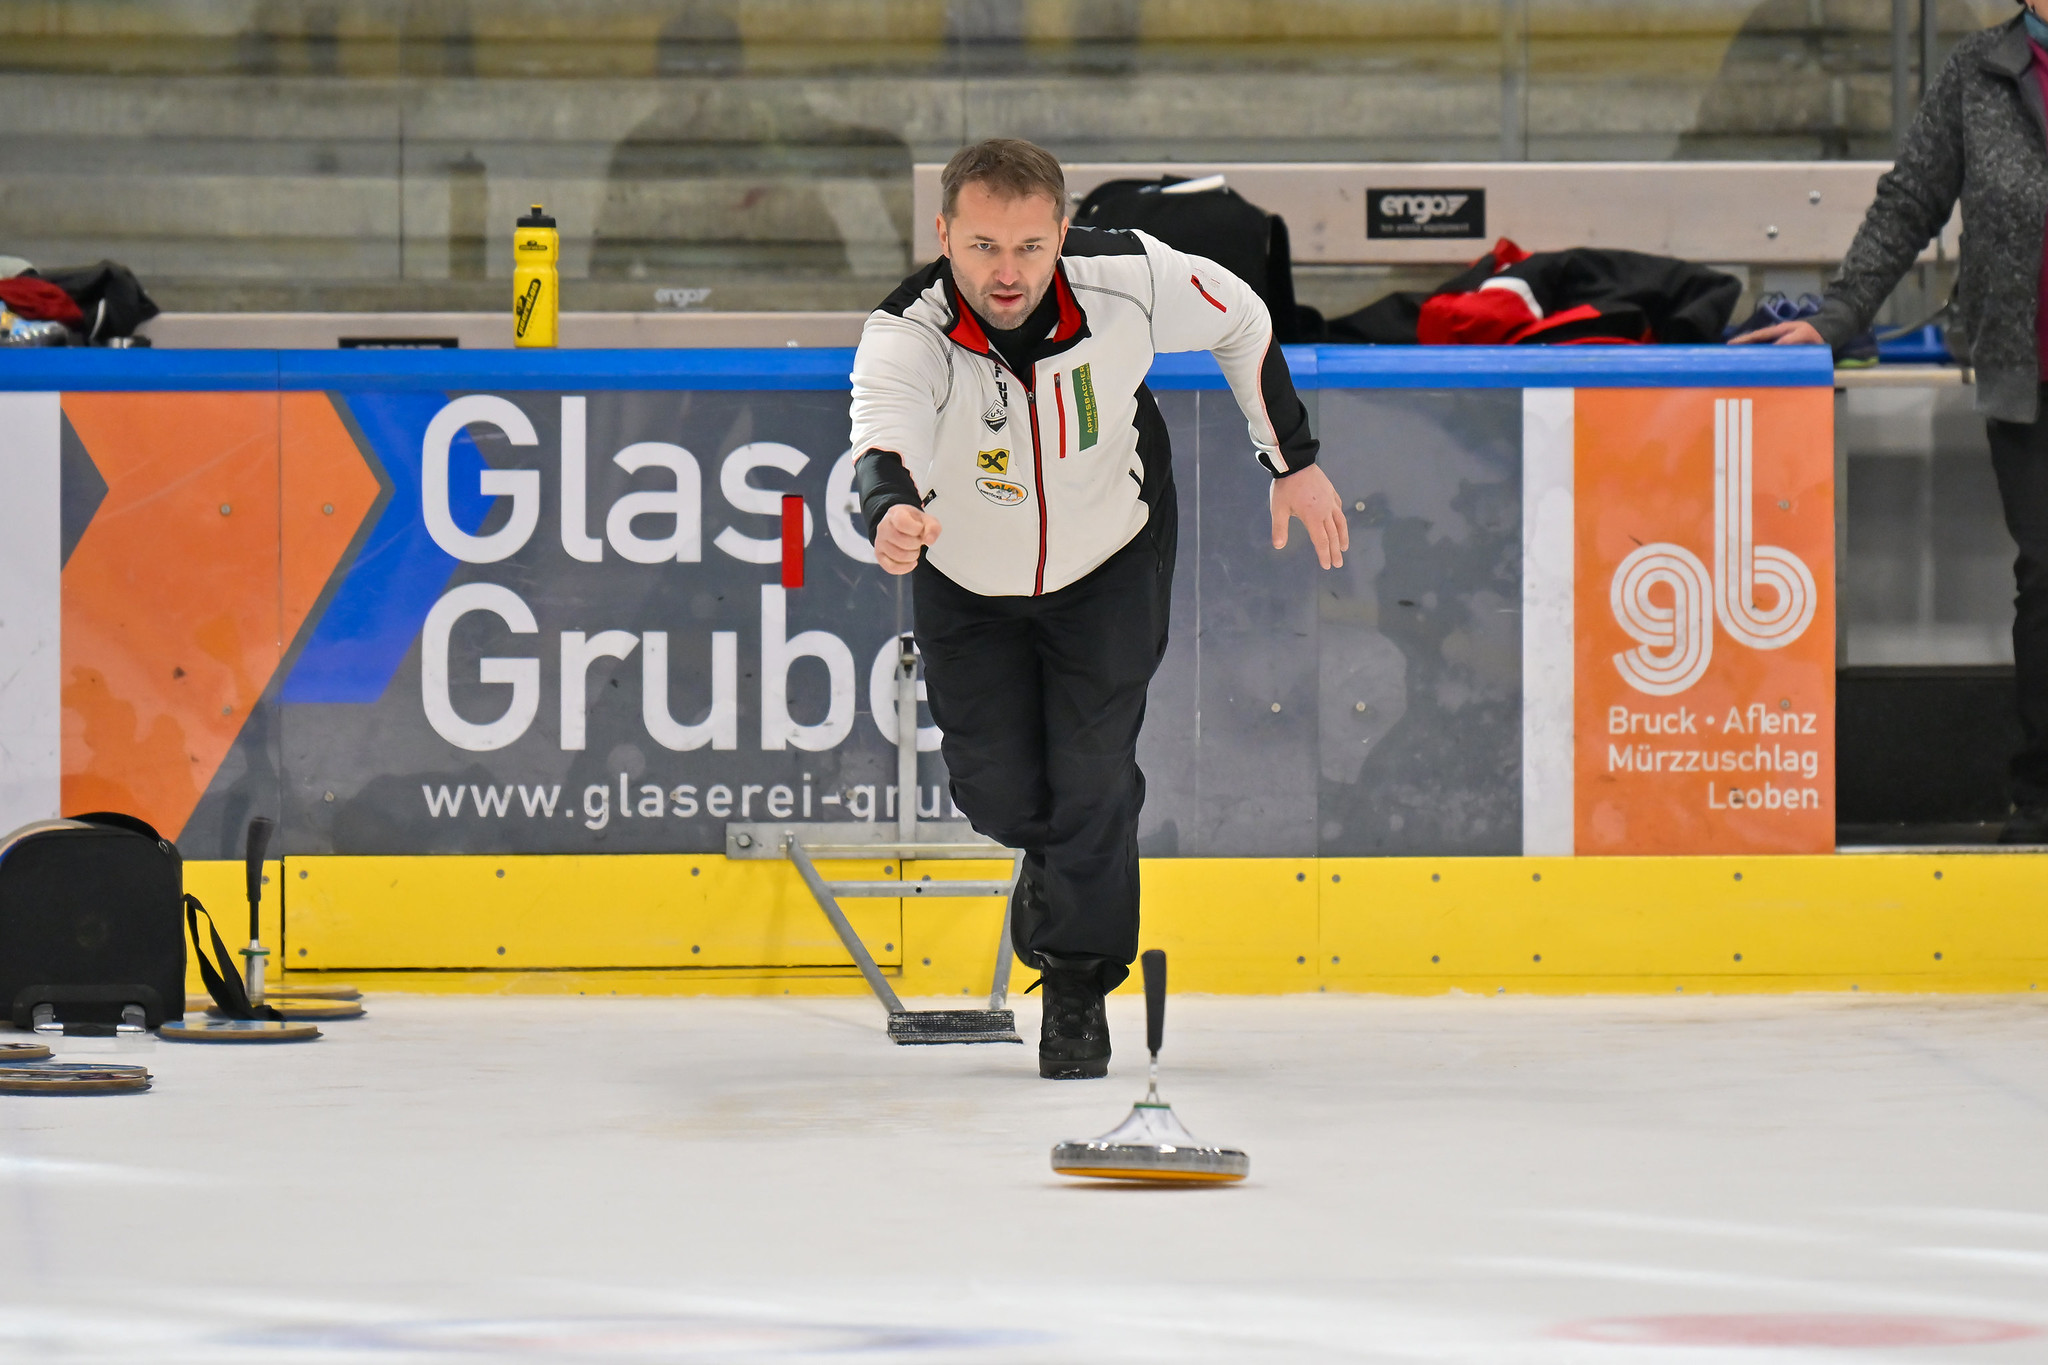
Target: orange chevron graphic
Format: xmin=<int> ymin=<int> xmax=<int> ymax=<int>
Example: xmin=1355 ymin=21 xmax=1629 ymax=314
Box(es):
xmin=60 ymin=392 xmax=378 ymax=840
xmin=283 ymin=393 xmax=384 ymax=663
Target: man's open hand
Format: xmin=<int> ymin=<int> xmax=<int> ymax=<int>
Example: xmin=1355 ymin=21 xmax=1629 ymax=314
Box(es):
xmin=1270 ymin=464 xmax=1350 ymax=570
xmin=1729 ymin=319 xmax=1825 ymax=346
xmin=876 ymin=503 xmax=941 ymax=575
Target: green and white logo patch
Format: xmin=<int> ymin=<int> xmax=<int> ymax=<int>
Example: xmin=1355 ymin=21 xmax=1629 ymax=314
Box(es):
xmin=1073 ymin=363 xmax=1099 ymax=450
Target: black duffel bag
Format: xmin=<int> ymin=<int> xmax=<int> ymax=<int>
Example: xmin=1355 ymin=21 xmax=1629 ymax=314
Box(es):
xmin=0 ymin=813 xmax=186 ymax=1032
xmin=0 ymin=812 xmax=280 ymax=1034
xmin=1072 ymin=174 xmax=1316 ymax=343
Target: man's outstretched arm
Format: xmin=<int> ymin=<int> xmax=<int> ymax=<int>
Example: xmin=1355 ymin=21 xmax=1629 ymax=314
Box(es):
xmin=857 ymin=455 xmax=941 ymax=575
xmin=848 ymin=312 xmax=948 ymax=572
xmin=1144 ymin=232 xmax=1348 ymax=568
xmin=854 ymin=448 xmax=923 ymax=538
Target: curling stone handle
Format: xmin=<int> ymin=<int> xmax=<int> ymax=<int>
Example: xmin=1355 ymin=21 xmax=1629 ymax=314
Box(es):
xmin=244 ymin=815 xmax=274 ymax=939
xmin=1141 ymin=948 xmax=1166 ymax=1058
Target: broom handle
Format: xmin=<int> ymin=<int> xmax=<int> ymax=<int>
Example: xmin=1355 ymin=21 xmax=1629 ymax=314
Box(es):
xmin=1141 ymin=948 xmax=1166 ymax=1058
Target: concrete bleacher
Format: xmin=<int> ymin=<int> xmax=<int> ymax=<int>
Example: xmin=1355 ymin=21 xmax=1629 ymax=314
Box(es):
xmin=0 ymin=0 xmax=2011 ymax=315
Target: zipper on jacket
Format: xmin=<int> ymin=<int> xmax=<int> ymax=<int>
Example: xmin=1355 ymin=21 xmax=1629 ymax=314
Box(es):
xmin=977 ymin=352 xmax=1047 ymax=594
xmin=1054 ymin=372 xmax=1068 ymax=459
xmin=1027 ymin=385 xmax=1049 ymax=595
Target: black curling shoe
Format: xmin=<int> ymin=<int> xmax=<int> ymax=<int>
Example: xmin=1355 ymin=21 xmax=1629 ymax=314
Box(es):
xmin=1035 ymin=967 xmax=1110 ymax=1079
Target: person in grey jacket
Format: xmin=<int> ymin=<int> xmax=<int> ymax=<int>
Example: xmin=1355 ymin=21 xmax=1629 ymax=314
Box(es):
xmin=1735 ymin=3 xmax=2048 ymax=843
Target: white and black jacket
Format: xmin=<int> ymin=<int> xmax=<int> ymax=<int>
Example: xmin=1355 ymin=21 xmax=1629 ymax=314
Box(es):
xmin=848 ymin=227 xmax=1318 ymax=597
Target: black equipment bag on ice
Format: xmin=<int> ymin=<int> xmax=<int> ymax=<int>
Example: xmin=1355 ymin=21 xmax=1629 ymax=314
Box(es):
xmin=0 ymin=812 xmax=185 ymax=1030
xmin=1072 ymin=175 xmax=1314 ymax=343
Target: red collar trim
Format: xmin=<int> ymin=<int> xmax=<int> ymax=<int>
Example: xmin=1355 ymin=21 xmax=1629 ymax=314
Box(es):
xmin=941 ymin=266 xmax=1085 ymax=353
xmin=1049 ymin=267 xmax=1083 ymax=344
xmin=944 ymin=278 xmax=991 ymax=353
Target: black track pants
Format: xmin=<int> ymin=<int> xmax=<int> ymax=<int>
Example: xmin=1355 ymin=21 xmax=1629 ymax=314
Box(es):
xmin=1986 ymin=400 xmax=2048 ymax=806
xmin=912 ymin=489 xmax=1176 ymax=991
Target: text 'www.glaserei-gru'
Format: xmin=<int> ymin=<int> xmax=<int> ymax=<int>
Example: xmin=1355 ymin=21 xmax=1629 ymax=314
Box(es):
xmin=418 ymin=774 xmax=959 ymax=830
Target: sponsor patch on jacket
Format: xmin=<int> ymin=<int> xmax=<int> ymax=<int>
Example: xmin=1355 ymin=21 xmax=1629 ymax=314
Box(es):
xmin=983 ymin=374 xmax=1008 ymax=432
xmin=976 ymin=477 xmax=1027 ymax=506
xmin=977 ymin=448 xmax=1009 ymax=474
xmin=1073 ymin=363 xmax=1099 ymax=450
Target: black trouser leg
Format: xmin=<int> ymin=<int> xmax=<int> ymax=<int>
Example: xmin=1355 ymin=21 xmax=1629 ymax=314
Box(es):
xmin=913 ymin=500 xmax=1175 ymax=992
xmin=1026 ymin=544 xmax=1166 ymax=978
xmin=912 ymin=586 xmax=1050 ymax=846
xmin=1986 ymin=403 xmax=2048 ymax=807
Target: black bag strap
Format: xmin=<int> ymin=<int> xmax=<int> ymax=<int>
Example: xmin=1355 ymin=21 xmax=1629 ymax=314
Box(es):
xmin=184 ymin=893 xmax=281 ymax=1021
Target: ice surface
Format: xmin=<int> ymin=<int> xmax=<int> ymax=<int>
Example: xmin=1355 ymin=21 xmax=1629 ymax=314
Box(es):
xmin=0 ymin=991 xmax=2044 ymax=1362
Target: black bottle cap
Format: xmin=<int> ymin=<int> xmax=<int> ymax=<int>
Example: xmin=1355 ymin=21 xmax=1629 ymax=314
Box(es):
xmin=517 ymin=204 xmax=556 ymax=229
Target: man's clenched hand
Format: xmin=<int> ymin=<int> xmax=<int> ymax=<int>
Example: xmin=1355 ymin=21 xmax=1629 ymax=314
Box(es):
xmin=876 ymin=503 xmax=942 ymax=575
xmin=1270 ymin=465 xmax=1350 ymax=569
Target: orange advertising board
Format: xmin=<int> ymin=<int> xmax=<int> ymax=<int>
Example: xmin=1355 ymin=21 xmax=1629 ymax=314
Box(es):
xmin=1575 ymin=388 xmax=1835 ymax=855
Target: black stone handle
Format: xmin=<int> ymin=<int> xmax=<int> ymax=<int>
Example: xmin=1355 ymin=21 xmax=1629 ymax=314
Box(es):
xmin=1142 ymin=948 xmax=1166 ymax=1058
xmin=244 ymin=816 xmax=274 ymax=939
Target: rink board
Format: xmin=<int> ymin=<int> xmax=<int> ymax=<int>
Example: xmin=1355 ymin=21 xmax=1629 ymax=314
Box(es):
xmin=0 ymin=345 xmax=1834 ymax=861
xmin=8 ymin=345 xmax=2036 ymax=992
xmin=243 ymin=849 xmax=2048 ymax=997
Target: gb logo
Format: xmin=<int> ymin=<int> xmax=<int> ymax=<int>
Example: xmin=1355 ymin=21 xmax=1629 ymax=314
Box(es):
xmin=1610 ymin=398 xmax=1817 ymax=696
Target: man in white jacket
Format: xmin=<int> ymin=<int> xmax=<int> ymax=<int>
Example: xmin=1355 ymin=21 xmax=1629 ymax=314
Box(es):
xmin=849 ymin=139 xmax=1348 ymax=1078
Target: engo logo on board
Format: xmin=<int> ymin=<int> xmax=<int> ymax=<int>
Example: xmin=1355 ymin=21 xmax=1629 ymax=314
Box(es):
xmin=1608 ymin=398 xmax=1817 ymax=697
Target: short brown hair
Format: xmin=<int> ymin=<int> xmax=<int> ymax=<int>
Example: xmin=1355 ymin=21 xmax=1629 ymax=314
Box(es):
xmin=940 ymin=138 xmax=1067 ymax=219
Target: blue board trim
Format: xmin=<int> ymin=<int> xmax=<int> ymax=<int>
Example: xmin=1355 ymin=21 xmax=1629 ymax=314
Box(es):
xmin=279 ymin=347 xmax=860 ymax=391
xmin=1313 ymin=344 xmax=1836 ymax=389
xmin=0 ymin=350 xmax=280 ymax=390
xmin=3 ymin=342 xmax=1835 ymax=393
xmin=1143 ymin=346 xmax=1320 ymax=390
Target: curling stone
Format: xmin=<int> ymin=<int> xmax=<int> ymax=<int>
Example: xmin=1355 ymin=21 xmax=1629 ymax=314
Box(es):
xmin=160 ymin=1018 xmax=321 ymax=1043
xmin=0 ymin=1062 xmax=151 ymax=1094
xmin=1050 ymin=949 xmax=1248 ymax=1184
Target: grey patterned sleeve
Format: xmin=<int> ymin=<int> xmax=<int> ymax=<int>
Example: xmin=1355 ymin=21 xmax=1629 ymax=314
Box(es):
xmin=1813 ymin=51 xmax=1969 ymax=351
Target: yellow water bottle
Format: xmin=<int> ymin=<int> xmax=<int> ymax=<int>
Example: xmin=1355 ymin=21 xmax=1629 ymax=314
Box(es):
xmin=512 ymin=203 xmax=558 ymax=348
